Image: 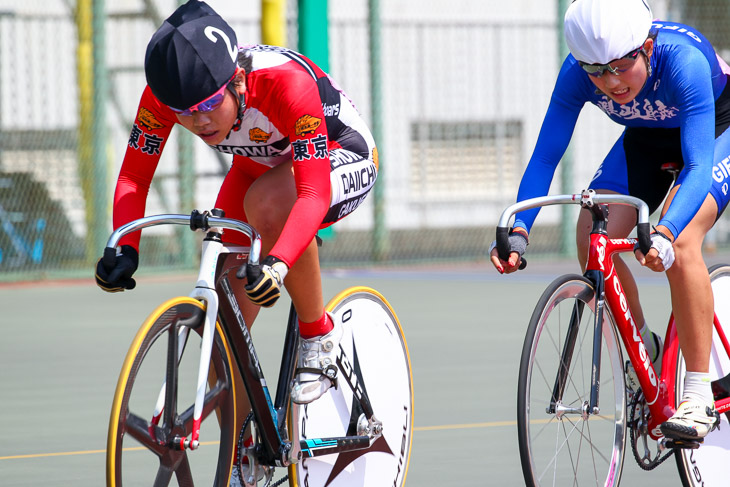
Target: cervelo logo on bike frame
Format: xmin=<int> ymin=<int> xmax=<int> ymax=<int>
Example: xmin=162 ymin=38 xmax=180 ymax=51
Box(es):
xmin=598 ymin=235 xmax=659 ymax=400
xmin=612 ymin=272 xmax=659 ymax=398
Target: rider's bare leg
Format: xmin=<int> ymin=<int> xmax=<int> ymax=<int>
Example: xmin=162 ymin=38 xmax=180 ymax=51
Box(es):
xmin=662 ymin=189 xmax=716 ymax=374
xmin=659 ymin=190 xmax=720 ymax=440
xmin=243 ymin=161 xmax=325 ymax=323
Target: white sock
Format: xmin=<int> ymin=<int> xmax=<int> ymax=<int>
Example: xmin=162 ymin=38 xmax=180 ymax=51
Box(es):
xmin=683 ymin=371 xmax=714 ymax=406
xmin=639 ymin=322 xmax=660 ymax=362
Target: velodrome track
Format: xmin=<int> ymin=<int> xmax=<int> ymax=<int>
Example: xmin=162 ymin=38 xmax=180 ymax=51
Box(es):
xmin=2 ymin=255 xmax=712 ymax=486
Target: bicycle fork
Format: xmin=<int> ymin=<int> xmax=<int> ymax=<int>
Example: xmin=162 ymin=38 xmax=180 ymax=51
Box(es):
xmin=549 ymin=270 xmax=606 ymax=419
xmin=150 ymin=237 xmax=224 ymax=451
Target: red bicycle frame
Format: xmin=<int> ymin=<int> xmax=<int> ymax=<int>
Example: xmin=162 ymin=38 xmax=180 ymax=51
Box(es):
xmin=586 ymin=231 xmax=730 ymax=439
xmin=497 ymin=190 xmax=730 ymax=441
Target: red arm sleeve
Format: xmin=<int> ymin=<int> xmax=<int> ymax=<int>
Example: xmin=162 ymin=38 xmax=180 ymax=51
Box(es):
xmin=267 ymin=74 xmax=331 ymax=267
xmin=114 ymin=86 xmax=177 ymax=249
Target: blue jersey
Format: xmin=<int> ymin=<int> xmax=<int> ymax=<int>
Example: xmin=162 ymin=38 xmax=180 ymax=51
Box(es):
xmin=515 ymin=21 xmax=728 ymax=238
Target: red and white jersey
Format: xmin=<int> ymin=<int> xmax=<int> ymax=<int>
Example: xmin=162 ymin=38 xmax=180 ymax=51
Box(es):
xmin=114 ymin=44 xmax=376 ymax=266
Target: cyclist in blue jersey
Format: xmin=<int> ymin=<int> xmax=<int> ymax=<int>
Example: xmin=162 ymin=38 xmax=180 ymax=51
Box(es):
xmin=490 ymin=0 xmax=730 ymax=440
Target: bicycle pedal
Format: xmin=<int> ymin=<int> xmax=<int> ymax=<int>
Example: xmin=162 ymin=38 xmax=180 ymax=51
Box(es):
xmin=665 ymin=438 xmax=704 ymax=450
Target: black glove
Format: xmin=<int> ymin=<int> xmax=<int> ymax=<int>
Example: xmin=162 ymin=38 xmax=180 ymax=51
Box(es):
xmin=506 ymin=229 xmax=528 ymax=259
xmin=244 ymin=255 xmax=288 ymax=307
xmin=95 ymin=245 xmax=139 ymax=292
xmin=490 ymin=229 xmax=529 ymax=260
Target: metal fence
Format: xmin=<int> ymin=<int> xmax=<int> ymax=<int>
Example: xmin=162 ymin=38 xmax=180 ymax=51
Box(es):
xmin=1 ymin=0 xmax=729 ymax=281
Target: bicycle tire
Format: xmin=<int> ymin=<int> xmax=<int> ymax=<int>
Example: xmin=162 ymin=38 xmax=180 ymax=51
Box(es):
xmin=517 ymin=274 xmax=627 ymax=487
xmin=675 ymin=264 xmax=730 ymax=487
xmin=107 ymin=297 xmax=237 ymax=487
xmin=287 ymin=287 xmax=413 ymax=487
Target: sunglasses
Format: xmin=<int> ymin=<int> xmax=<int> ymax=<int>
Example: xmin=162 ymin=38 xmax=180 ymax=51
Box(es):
xmin=169 ymin=74 xmax=235 ymax=116
xmin=579 ymin=46 xmax=644 ymax=78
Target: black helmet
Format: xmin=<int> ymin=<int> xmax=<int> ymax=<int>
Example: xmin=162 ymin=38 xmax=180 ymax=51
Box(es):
xmin=144 ymin=0 xmax=238 ymax=110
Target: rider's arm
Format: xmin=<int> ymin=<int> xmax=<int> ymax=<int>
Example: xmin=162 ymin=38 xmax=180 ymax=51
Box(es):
xmin=266 ymin=72 xmax=332 ymax=268
xmin=657 ymin=48 xmax=716 ymax=239
xmin=513 ymin=59 xmax=589 ymax=233
xmin=114 ymin=86 xmax=177 ymax=250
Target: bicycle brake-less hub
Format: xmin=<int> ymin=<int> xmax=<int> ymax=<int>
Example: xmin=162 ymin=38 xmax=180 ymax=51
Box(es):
xmin=171 ymin=436 xmax=199 ymax=450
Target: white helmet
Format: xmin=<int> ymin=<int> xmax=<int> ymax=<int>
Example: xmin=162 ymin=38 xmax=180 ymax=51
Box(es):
xmin=564 ymin=0 xmax=653 ymax=65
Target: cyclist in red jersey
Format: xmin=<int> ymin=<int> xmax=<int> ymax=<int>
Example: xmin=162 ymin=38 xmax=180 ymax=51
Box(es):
xmin=95 ymin=0 xmax=378 ymax=417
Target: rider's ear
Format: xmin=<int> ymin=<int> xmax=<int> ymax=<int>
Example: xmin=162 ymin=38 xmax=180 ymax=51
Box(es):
xmin=233 ymin=67 xmax=246 ymax=95
xmin=643 ymin=38 xmax=654 ymax=58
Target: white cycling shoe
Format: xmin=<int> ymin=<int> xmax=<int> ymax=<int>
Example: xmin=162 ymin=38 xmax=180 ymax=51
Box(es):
xmin=661 ymin=398 xmax=721 ymax=441
xmin=291 ymin=315 xmax=342 ymax=405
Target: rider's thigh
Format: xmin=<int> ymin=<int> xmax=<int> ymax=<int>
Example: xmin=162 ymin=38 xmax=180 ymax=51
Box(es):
xmin=243 ymin=162 xmax=297 ymax=238
xmin=661 ymin=188 xmax=718 ymax=258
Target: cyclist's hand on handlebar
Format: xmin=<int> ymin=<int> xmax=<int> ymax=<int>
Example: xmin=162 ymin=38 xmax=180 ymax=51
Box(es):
xmin=490 ymin=228 xmax=528 ymax=274
xmin=244 ymin=255 xmax=289 ymax=307
xmin=95 ymin=245 xmax=139 ymax=292
xmin=634 ymin=226 xmax=675 ymax=272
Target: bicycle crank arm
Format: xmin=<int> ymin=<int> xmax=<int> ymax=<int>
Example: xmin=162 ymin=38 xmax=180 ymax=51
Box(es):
xmin=299 ymin=435 xmax=371 ymax=458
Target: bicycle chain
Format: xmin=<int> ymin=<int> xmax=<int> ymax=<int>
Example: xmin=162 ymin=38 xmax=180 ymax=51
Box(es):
xmin=269 ymin=475 xmax=290 ymax=487
xmin=235 ymin=411 xmax=290 ymax=487
xmin=628 ymin=389 xmax=674 ymax=470
xmin=236 ymin=411 xmax=255 ymax=480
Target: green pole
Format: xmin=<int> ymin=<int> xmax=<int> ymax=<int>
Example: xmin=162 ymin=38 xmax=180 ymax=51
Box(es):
xmin=298 ymin=0 xmax=335 ymax=239
xmin=298 ymin=0 xmax=328 ymax=69
xmin=558 ymin=0 xmax=574 ymax=258
xmin=92 ymin=0 xmax=108 ymax=262
xmin=369 ymin=0 xmax=388 ymax=261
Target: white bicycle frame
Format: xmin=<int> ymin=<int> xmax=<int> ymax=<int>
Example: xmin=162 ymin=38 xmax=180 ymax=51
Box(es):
xmin=105 ymin=212 xmax=261 ymax=450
